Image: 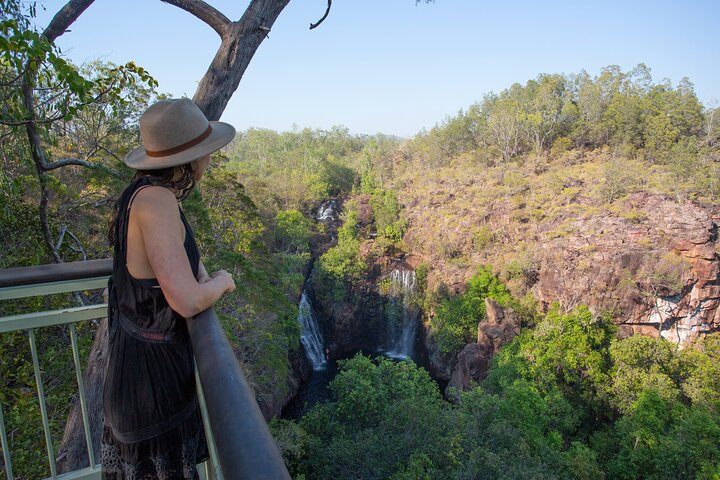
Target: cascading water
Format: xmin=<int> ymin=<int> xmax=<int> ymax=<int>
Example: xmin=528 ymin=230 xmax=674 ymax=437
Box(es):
xmin=383 ymin=269 xmax=420 ymax=360
xmin=316 ymin=200 xmax=338 ymax=222
xmin=297 ymin=290 xmax=327 ymax=370
xmin=283 ymin=288 xmax=332 ymax=418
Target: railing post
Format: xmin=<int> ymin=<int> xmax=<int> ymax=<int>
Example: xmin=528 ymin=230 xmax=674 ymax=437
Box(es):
xmin=1 ymin=260 xmax=291 ymax=479
xmin=188 ymin=308 xmax=290 ymax=480
xmin=0 ymin=401 xmax=14 ymax=480
xmin=28 ymin=329 xmax=58 ymax=478
xmin=69 ymin=323 xmax=96 ymax=467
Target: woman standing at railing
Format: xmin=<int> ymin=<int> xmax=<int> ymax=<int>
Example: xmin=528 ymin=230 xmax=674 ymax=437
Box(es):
xmin=103 ymin=99 xmax=236 ymax=478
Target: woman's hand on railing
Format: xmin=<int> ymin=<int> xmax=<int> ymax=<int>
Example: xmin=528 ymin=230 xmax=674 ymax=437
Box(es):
xmin=210 ymin=270 xmax=235 ymax=294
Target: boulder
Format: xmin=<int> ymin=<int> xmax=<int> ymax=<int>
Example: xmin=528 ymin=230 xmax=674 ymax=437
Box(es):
xmin=447 ymin=298 xmax=521 ymax=394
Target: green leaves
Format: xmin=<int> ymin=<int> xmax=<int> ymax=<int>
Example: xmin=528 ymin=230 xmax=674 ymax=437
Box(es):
xmin=407 ymin=64 xmax=710 ymax=173
xmin=430 ymin=265 xmax=511 ymax=354
xmin=295 ymin=355 xmax=451 ymax=479
xmin=1 ymin=13 xmax=158 ymax=128
xmin=275 ymin=209 xmax=312 ymax=253
xmin=282 ymin=315 xmax=720 ymax=479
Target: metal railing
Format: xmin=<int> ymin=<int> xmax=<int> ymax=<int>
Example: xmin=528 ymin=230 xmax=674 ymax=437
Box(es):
xmin=0 ymin=260 xmax=290 ymax=480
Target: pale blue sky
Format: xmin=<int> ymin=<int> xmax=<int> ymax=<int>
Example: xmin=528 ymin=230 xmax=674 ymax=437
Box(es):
xmin=35 ymin=0 xmax=720 ymax=137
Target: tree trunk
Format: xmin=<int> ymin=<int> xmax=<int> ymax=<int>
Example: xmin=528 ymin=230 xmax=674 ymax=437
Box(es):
xmin=56 ymin=319 xmax=108 ymax=473
xmin=193 ymin=0 xmax=291 ymax=120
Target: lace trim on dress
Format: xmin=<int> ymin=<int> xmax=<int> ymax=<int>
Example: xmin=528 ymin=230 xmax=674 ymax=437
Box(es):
xmin=101 ymin=428 xmax=206 ymax=480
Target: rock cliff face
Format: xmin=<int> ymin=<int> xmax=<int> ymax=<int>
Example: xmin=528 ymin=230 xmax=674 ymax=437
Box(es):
xmin=310 ymin=272 xmax=385 ymax=356
xmin=310 ymin=186 xmax=720 ymax=395
xmin=309 ymin=196 xmax=387 ymax=357
xmin=258 ymin=346 xmax=311 ymax=419
xmin=533 ymin=193 xmax=719 ymax=345
xmin=398 ymin=171 xmax=720 ymax=348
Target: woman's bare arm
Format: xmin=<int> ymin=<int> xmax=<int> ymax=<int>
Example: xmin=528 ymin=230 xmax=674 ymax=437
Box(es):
xmin=133 ymin=186 xmax=234 ymax=318
xmin=197 ymin=260 xmax=211 ymax=283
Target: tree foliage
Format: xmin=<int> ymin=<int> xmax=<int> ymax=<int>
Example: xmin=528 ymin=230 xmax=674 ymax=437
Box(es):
xmin=280 ymin=318 xmax=720 ymax=480
xmin=312 ymin=204 xmax=367 ymax=303
xmin=408 ymin=64 xmax=712 ymax=173
xmin=429 ymin=265 xmax=512 ymax=354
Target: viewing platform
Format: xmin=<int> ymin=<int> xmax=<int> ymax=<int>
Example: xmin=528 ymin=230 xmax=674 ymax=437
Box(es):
xmin=0 ymin=260 xmax=289 ymax=479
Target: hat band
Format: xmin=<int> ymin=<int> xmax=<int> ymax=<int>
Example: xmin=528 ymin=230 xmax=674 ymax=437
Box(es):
xmin=145 ymin=125 xmax=213 ymax=158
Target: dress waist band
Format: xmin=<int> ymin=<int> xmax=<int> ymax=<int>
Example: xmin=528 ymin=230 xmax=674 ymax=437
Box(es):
xmin=118 ymin=311 xmax=176 ymax=343
xmin=109 ymin=398 xmax=198 ymax=443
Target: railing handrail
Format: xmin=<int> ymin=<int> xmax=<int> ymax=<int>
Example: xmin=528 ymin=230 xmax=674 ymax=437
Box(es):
xmin=190 ymin=308 xmax=291 ymax=479
xmin=0 ymin=259 xmax=112 ymax=288
xmin=0 ymin=259 xmax=291 ymax=480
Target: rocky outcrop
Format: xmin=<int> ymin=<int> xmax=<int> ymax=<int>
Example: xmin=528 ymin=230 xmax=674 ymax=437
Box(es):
xmin=535 ymin=194 xmax=719 ymax=346
xmin=478 ymin=298 xmax=522 ymax=349
xmin=257 ymin=346 xmax=311 ymax=419
xmin=447 ymin=299 xmax=521 ymax=394
xmin=399 ymin=173 xmax=720 ymax=347
xmin=422 ymin=323 xmax=455 ymax=380
xmin=313 ymin=256 xmax=417 ymax=357
xmin=314 ymin=284 xmax=384 ymax=356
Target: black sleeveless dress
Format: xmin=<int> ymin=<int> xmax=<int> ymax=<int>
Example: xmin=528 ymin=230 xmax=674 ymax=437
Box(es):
xmin=101 ymin=177 xmax=209 ymax=479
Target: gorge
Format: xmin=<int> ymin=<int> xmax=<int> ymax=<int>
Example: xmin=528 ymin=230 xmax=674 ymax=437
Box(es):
xmin=4 ymin=64 xmax=720 ymax=478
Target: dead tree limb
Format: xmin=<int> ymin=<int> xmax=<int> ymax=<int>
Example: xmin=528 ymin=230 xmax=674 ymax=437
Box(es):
xmin=160 ymin=0 xmax=232 ymax=38
xmin=310 ymin=0 xmax=331 ymax=29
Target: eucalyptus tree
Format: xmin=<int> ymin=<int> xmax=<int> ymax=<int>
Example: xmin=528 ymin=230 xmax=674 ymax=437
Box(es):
xmin=2 ymin=0 xmax=434 ymax=263
xmin=1 ymin=0 xmax=156 ymax=262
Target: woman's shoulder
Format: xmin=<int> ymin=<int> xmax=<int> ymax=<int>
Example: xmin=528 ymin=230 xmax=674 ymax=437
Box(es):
xmin=129 ymin=184 xmax=180 ymax=223
xmin=132 ymin=184 xmax=177 ymax=206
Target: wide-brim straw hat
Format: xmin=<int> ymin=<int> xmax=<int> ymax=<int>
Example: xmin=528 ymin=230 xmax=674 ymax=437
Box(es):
xmin=124 ymin=98 xmax=236 ymax=170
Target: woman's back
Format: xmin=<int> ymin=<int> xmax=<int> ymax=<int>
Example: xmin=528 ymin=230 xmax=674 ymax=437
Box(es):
xmin=101 ymin=176 xmax=208 ymax=477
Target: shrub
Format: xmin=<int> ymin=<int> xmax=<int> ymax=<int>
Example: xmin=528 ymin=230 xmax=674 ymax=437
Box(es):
xmin=472 ymin=225 xmax=494 ymax=251
xmin=274 ymin=209 xmax=312 ymax=252
xmin=312 ymin=206 xmax=367 ymax=303
xmin=430 ymin=266 xmax=511 ymax=354
xmin=550 ymin=137 xmax=573 ymax=159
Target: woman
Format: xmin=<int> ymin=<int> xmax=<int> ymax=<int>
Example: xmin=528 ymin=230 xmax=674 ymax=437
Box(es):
xmin=102 ymin=98 xmax=236 ymax=478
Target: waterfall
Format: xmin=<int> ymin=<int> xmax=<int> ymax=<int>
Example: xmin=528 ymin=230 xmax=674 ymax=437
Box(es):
xmin=383 ymin=269 xmax=420 ymax=360
xmin=298 ymin=290 xmax=327 ymax=370
xmin=316 ymin=200 xmax=338 ymax=222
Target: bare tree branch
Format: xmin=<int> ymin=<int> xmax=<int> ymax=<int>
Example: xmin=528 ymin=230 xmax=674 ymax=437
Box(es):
xmin=310 ymin=0 xmax=331 ymax=30
xmin=43 ymin=157 xmax=97 ymax=170
xmin=0 ymin=65 xmax=32 ymax=87
xmin=0 ymin=114 xmax=67 ymax=126
xmin=161 ymin=0 xmax=232 ymax=38
xmin=43 ymin=0 xmax=97 ymax=42
xmin=96 ymin=145 xmax=124 ymax=164
xmin=38 ymin=177 xmax=63 ymax=263
xmin=56 ymin=226 xmax=88 ymax=261
xmin=55 ymin=225 xmax=68 ymax=251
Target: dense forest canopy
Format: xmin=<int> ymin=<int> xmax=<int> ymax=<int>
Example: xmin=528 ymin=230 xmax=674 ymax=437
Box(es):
xmin=412 ymin=64 xmax=716 ymax=166
xmin=273 ymin=317 xmax=720 ymax=479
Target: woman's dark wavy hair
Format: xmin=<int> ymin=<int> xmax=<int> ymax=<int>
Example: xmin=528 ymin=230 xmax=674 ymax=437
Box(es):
xmin=108 ymin=163 xmax=195 ymax=246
